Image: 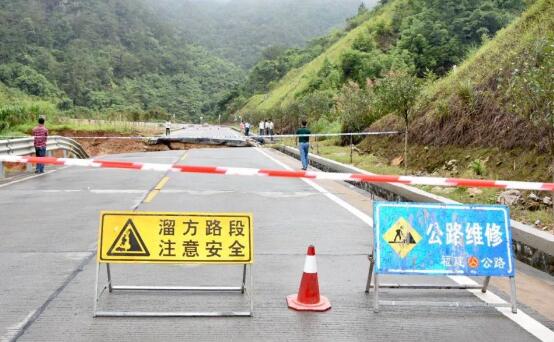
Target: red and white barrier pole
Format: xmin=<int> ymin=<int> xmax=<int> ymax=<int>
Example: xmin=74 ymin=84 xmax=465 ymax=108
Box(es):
xmin=0 ymin=155 xmax=553 ymax=192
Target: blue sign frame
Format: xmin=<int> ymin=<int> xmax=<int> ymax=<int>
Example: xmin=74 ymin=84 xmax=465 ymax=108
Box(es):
xmin=374 ymin=202 xmax=515 ymax=276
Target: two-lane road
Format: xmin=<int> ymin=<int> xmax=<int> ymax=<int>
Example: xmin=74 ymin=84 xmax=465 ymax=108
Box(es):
xmin=0 ymin=146 xmax=552 ymax=341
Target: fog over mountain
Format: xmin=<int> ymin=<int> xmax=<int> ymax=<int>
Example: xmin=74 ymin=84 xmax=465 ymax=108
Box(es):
xmin=148 ymin=0 xmax=377 ymax=68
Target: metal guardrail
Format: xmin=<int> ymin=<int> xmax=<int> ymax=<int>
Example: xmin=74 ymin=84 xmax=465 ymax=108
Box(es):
xmin=0 ymin=136 xmax=89 ymax=177
xmin=0 ymin=136 xmax=89 ymax=158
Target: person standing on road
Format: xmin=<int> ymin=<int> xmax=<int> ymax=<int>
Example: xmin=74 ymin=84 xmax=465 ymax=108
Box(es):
xmin=32 ymin=117 xmax=48 ymax=174
xmin=165 ymin=120 xmax=171 ymax=136
xmin=296 ymin=119 xmax=311 ymax=170
xmin=259 ymin=120 xmax=265 ymax=136
xmin=268 ymin=119 xmax=274 ymax=141
xmin=244 ymin=122 xmax=250 ymax=136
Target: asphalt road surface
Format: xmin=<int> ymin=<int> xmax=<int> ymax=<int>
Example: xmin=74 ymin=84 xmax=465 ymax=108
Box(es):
xmin=165 ymin=124 xmax=246 ymax=144
xmin=0 ymin=145 xmax=553 ymax=341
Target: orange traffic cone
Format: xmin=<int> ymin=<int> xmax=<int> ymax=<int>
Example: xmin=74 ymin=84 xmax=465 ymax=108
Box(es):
xmin=287 ymin=245 xmax=331 ymax=312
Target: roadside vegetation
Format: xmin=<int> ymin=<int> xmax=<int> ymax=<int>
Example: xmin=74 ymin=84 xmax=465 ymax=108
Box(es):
xmin=237 ymin=0 xmax=553 ymax=225
xmin=274 ymin=138 xmax=553 ymax=233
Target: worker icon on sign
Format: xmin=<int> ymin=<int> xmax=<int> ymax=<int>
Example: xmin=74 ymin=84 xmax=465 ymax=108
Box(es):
xmin=391 ymin=227 xmax=404 ymax=243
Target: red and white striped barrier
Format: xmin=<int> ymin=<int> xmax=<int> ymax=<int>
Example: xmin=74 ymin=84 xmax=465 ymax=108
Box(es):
xmin=1 ymin=155 xmax=553 ymax=191
xmin=0 ymin=131 xmax=399 ymax=140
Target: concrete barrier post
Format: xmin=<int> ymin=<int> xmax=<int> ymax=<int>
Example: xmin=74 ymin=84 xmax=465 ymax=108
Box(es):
xmin=315 ymin=136 xmax=319 ymax=155
xmin=350 ymin=134 xmax=353 ymax=164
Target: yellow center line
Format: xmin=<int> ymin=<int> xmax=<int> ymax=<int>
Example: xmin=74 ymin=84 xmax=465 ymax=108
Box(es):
xmin=143 ymin=189 xmax=160 ymax=203
xmin=154 ymin=176 xmax=170 ymax=190
xmin=144 ymin=176 xmax=169 ymax=203
xmin=144 ymin=152 xmax=187 ymax=204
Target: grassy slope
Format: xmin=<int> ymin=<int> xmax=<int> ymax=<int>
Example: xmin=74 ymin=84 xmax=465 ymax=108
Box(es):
xmin=0 ymin=82 xmax=60 ymax=133
xmin=242 ymin=2 xmax=397 ymax=112
xmin=416 ymin=0 xmax=553 ymax=121
xmin=0 ymin=82 xmax=133 ymax=136
xmin=364 ymin=0 xmax=554 ymax=183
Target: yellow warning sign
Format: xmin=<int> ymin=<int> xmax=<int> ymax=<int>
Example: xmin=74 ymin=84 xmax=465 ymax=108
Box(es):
xmin=383 ymin=217 xmax=421 ymax=258
xmin=98 ymin=211 xmax=253 ymax=264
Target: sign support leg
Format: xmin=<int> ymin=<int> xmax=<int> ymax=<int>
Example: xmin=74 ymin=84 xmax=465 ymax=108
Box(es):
xmin=241 ymin=264 xmax=247 ymax=294
xmin=106 ymin=263 xmax=113 ymax=293
xmin=93 ymin=262 xmax=100 ymax=317
xmin=373 ymin=272 xmax=379 ymax=313
xmin=249 ymin=264 xmax=254 ymax=316
xmin=509 ymin=276 xmax=517 ymax=314
xmin=365 ymin=254 xmax=374 ymax=293
xmin=481 ymin=276 xmax=491 ymax=293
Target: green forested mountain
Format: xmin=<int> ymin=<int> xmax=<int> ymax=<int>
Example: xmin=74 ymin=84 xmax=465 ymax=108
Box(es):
xmin=239 ymin=0 xmax=554 ymax=181
xmin=240 ymin=0 xmax=533 ymax=131
xmin=149 ymin=0 xmax=378 ymax=69
xmin=0 ymin=0 xmax=370 ymax=128
xmin=0 ymin=0 xmax=245 ymax=122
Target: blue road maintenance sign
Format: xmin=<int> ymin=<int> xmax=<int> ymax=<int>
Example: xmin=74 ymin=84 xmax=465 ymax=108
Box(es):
xmin=374 ymin=202 xmax=514 ymax=276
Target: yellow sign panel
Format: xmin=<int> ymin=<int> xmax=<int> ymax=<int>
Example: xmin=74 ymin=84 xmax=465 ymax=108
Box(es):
xmin=98 ymin=211 xmax=253 ymax=264
xmin=383 ymin=217 xmax=421 ymax=258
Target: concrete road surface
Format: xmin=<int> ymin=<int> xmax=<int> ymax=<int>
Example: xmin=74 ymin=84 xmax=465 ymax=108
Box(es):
xmin=0 ymin=147 xmax=553 ymax=341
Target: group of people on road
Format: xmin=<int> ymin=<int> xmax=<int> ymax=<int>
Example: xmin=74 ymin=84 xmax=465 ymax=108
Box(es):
xmin=240 ymin=117 xmax=311 ymax=170
xmin=30 ymin=115 xmax=311 ymax=174
xmin=258 ymin=119 xmax=274 ymax=138
xmin=240 ymin=119 xmax=274 ymax=139
xmin=240 ymin=121 xmax=251 ymax=136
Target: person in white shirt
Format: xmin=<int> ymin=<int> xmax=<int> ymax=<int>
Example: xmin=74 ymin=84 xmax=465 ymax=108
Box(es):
xmin=244 ymin=122 xmax=250 ymax=136
xmin=165 ymin=121 xmax=171 ymax=136
xmin=268 ymin=120 xmax=274 ymax=141
xmin=259 ymin=120 xmax=265 ymax=136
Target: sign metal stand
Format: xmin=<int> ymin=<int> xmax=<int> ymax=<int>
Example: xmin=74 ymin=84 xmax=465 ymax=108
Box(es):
xmin=366 ymin=202 xmax=518 ymax=314
xmin=365 ymin=251 xmax=517 ymax=313
xmin=93 ymin=262 xmax=254 ymax=317
xmin=93 ymin=211 xmax=254 ymax=317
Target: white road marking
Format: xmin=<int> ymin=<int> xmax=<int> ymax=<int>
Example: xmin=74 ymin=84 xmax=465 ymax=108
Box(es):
xmin=0 ymin=169 xmax=61 ymax=189
xmin=0 ymin=189 xmax=148 ymax=194
xmin=254 ymin=147 xmax=373 ymax=230
xmin=90 ymin=189 xmax=145 ymax=194
xmin=255 ymin=147 xmax=554 ymax=341
xmin=453 ymin=275 xmax=554 ymax=341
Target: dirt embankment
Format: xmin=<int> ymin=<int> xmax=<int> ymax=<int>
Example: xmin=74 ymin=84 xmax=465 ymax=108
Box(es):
xmin=358 ymin=133 xmax=553 ymax=234
xmin=52 ymin=130 xmax=224 ymax=157
xmin=54 ymin=130 xmax=151 ymax=157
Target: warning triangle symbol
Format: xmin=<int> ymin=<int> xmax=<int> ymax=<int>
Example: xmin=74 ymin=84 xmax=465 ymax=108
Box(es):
xmin=107 ymin=219 xmax=150 ymax=257
xmin=405 ymin=232 xmax=417 ymax=244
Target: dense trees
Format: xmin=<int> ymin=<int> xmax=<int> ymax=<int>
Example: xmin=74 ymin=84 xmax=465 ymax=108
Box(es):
xmin=238 ymin=0 xmax=528 ymax=134
xmin=0 ymin=0 xmax=369 ymax=124
xmin=0 ymin=0 xmax=242 ymax=122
